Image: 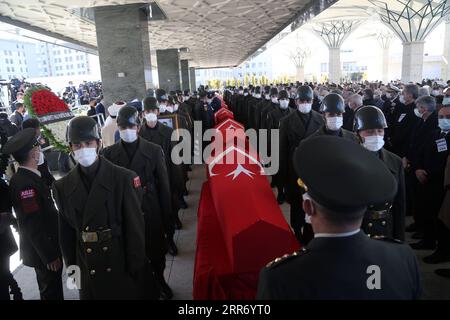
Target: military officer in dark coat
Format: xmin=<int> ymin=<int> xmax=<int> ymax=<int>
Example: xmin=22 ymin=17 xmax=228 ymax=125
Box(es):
xmin=259 ymin=88 xmax=279 ymax=131
xmin=267 ymin=90 xmax=293 ymax=204
xmin=254 ymin=86 xmax=272 ymax=132
xmin=257 ymin=136 xmax=421 ymax=300
xmin=140 ymin=97 xmax=182 ymax=255
xmin=354 ymin=106 xmax=406 ymax=241
xmin=2 ymin=128 xmax=63 ymax=300
xmin=247 ymin=86 xmax=262 ymax=130
xmin=103 ymin=106 xmax=173 ymax=300
xmin=53 ymin=117 xmax=155 ymax=300
xmin=279 ymin=85 xmax=324 ymax=243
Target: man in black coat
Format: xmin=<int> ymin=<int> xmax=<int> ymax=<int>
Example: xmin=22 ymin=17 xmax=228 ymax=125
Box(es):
xmin=140 ymin=96 xmax=182 ymax=255
xmin=259 ymin=88 xmax=279 ymax=131
xmin=254 ymin=86 xmax=272 ymax=132
xmin=279 ymin=85 xmax=324 ymax=243
xmin=390 ymin=84 xmax=421 ymax=158
xmin=266 ymin=90 xmax=293 ymax=204
xmin=257 ymin=136 xmax=421 ymax=300
xmin=411 ymin=105 xmax=450 ymax=252
xmin=103 ymin=106 xmax=173 ymax=300
xmin=2 ymin=128 xmax=63 ymax=300
xmin=247 ymin=86 xmax=263 ymax=130
xmin=53 ymin=117 xmax=155 ymax=300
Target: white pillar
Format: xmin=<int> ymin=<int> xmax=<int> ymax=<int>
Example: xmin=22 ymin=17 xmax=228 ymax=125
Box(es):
xmin=328 ymin=47 xmax=341 ymax=83
xmin=381 ymin=47 xmax=390 ymax=83
xmin=441 ymin=19 xmax=450 ymax=81
xmin=401 ymin=41 xmax=424 ymax=83
xmin=296 ymin=66 xmax=305 ymax=83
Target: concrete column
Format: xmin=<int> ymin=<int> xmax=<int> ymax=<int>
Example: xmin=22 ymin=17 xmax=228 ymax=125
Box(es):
xmin=180 ymin=59 xmax=190 ymax=90
xmin=189 ymin=67 xmax=196 ymax=91
xmin=401 ymin=41 xmax=424 ymax=83
xmin=442 ymin=18 xmax=450 ymax=81
xmin=156 ymin=49 xmax=181 ymax=92
xmin=381 ymin=47 xmax=390 ymax=84
xmin=94 ymin=4 xmax=152 ymax=107
xmin=328 ymin=47 xmax=341 ymax=83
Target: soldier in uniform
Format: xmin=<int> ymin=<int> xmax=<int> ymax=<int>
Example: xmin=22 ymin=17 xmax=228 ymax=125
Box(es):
xmin=354 ymin=106 xmax=406 ymax=241
xmin=259 ymin=88 xmax=279 ymax=131
xmin=257 ymin=136 xmax=421 ymax=300
xmin=254 ymin=86 xmax=272 ymax=132
xmin=279 ymin=85 xmax=324 ymax=243
xmin=140 ymin=97 xmax=182 ymax=254
xmin=309 ymin=93 xmax=359 ymax=142
xmin=247 ymin=86 xmax=262 ymax=130
xmin=53 ymin=116 xmax=155 ymax=300
xmin=103 ymin=106 xmax=173 ymax=299
xmin=267 ymin=90 xmax=293 ymax=204
xmin=2 ymin=128 xmax=63 ymax=300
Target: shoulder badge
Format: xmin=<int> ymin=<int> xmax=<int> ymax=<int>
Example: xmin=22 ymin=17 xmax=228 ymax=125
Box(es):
xmin=133 ymin=176 xmax=141 ymax=188
xmin=379 ymin=237 xmax=403 ymax=244
xmin=265 ymin=248 xmax=309 ymax=269
xmin=20 ymin=189 xmax=39 ymax=214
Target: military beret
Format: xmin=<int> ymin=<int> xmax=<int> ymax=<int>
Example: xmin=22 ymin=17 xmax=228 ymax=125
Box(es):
xmin=1 ymin=128 xmax=38 ymax=160
xmin=294 ymin=136 xmax=397 ymax=213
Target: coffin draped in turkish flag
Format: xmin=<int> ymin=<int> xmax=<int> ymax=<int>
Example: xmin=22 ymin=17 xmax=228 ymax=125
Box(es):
xmin=205 ymin=144 xmax=299 ymax=274
xmin=214 ymin=108 xmax=234 ymax=125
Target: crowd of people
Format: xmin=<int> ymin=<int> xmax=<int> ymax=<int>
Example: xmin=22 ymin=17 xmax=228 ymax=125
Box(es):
xmin=0 ymin=76 xmax=449 ymax=300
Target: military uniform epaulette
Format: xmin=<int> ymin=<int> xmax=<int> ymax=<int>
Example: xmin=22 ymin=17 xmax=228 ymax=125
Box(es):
xmin=379 ymin=237 xmax=403 ymax=244
xmin=265 ymin=248 xmax=309 ymax=269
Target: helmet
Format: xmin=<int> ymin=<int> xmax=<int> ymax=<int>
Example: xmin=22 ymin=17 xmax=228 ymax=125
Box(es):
xmin=117 ymin=106 xmax=141 ymax=128
xmin=67 ymin=116 xmax=100 ymax=144
xmin=354 ymin=106 xmax=388 ymax=131
xmin=320 ymin=93 xmax=345 ymax=113
xmin=278 ymin=90 xmax=289 ymax=100
xmin=296 ymin=85 xmax=314 ymax=101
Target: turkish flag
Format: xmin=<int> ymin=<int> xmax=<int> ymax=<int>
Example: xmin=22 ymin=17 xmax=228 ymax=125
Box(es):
xmin=214 ymin=108 xmax=234 ymax=124
xmin=206 ymin=144 xmax=300 ymax=274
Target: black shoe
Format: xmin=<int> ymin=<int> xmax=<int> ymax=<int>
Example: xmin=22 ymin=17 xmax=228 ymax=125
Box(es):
xmin=410 ymin=240 xmax=436 ymax=250
xmin=411 ymin=231 xmax=424 ymax=240
xmin=405 ymin=222 xmax=417 ymax=233
xmin=277 ymin=192 xmax=285 ymax=205
xmin=435 ymin=269 xmax=450 ymax=278
xmin=168 ymin=240 xmax=178 ymax=256
xmin=174 ymin=216 xmax=183 ymax=230
xmin=423 ymin=250 xmax=450 ymax=264
xmin=158 ymin=278 xmax=173 ymax=300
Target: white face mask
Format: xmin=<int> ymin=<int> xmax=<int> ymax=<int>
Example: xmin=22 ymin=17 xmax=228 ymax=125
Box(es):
xmin=439 ymin=118 xmax=450 ymax=132
xmin=174 ymin=104 xmax=179 ymax=112
xmin=239 ymin=90 xmax=244 ymax=95
xmin=37 ymin=151 xmax=44 ymax=166
xmin=207 ymin=99 xmax=212 ymax=104
xmin=145 ymin=113 xmax=157 ymax=122
xmin=185 ymin=96 xmax=190 ymax=101
xmin=265 ymin=94 xmax=270 ymax=100
xmin=318 ymin=95 xmax=324 ymax=102
xmin=326 ymin=116 xmax=343 ymax=131
xmin=298 ymin=103 xmax=312 ymax=114
xmin=431 ymin=90 xmax=440 ymax=96
xmin=362 ymin=135 xmax=385 ymax=152
xmin=166 ymin=106 xmax=173 ymax=113
xmin=399 ymin=95 xmax=406 ymax=104
xmin=159 ymin=105 xmax=167 ymax=113
xmin=74 ymin=147 xmax=98 ymax=167
xmin=279 ymin=100 xmax=289 ymax=109
xmin=254 ymin=94 xmax=262 ymax=99
xmin=414 ymin=108 xmax=423 ymax=119
xmin=120 ymin=129 xmax=137 ymax=143
xmin=443 ymin=97 xmax=450 ymax=105
xmin=271 ymin=97 xmax=278 ymax=104
xmin=244 ymin=93 xmax=249 ymax=97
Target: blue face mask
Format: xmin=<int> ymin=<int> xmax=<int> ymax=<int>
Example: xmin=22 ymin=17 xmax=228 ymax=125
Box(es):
xmin=439 ymin=118 xmax=450 ymax=132
xmin=443 ymin=97 xmax=450 ymax=106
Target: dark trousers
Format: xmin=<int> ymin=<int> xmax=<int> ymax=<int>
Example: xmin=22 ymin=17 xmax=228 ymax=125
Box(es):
xmin=420 ymin=179 xmax=445 ymax=244
xmin=0 ymin=257 xmax=10 ymax=300
xmin=405 ymin=171 xmax=419 ymax=219
xmin=437 ymin=219 xmax=450 ymax=254
xmin=34 ymin=266 xmax=63 ymax=300
xmin=288 ymin=190 xmax=314 ymax=246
